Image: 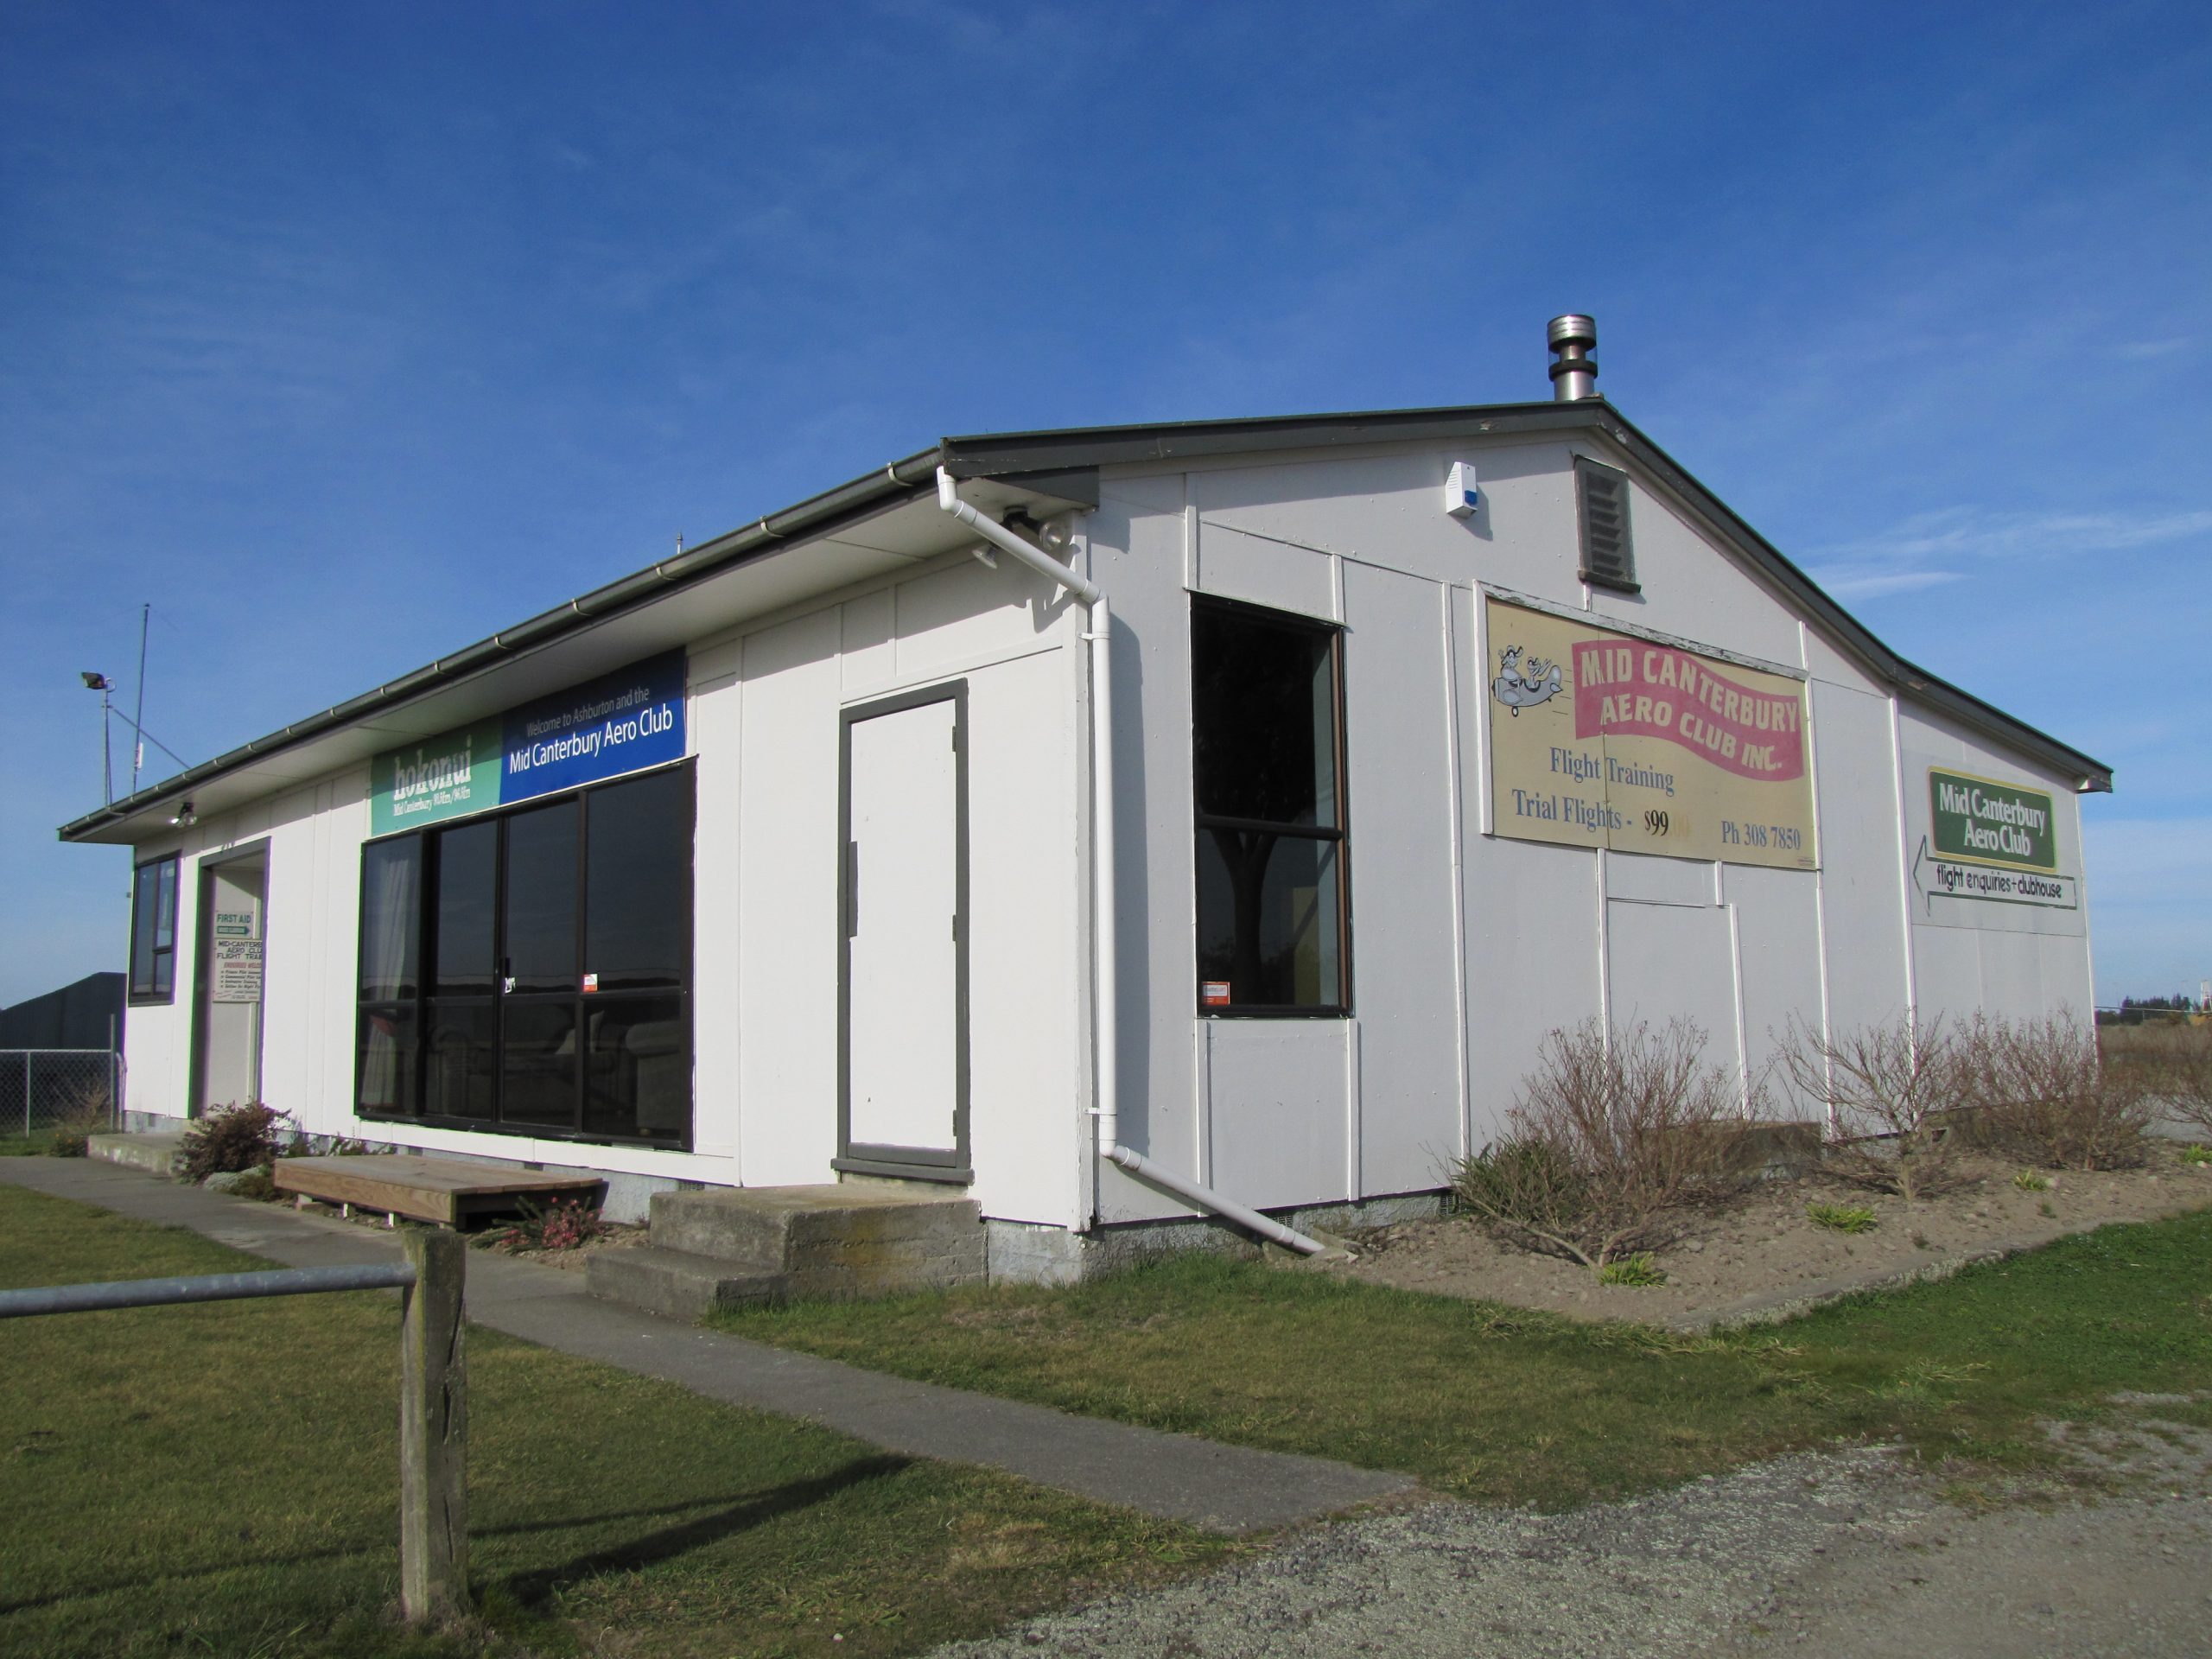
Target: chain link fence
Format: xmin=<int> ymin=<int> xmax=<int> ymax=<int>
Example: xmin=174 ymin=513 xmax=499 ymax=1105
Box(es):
xmin=0 ymin=1050 xmax=122 ymax=1141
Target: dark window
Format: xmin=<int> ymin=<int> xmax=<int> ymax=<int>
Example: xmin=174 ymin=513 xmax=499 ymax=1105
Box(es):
xmin=1191 ymin=597 xmax=1350 ymax=1014
xmin=431 ymin=820 xmax=497 ymax=995
xmin=1575 ymin=456 xmax=1638 ymax=593
xmin=587 ymin=766 xmax=689 ymax=991
xmin=503 ymin=800 xmax=580 ymax=994
xmin=128 ymin=854 xmax=180 ymax=1003
xmin=353 ymin=763 xmax=694 ymax=1145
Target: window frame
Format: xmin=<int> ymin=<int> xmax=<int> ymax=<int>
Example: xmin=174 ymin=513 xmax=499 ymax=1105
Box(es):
xmin=1189 ymin=593 xmax=1354 ymax=1019
xmin=128 ymin=852 xmax=181 ymax=1005
xmin=353 ymin=757 xmax=696 ymax=1149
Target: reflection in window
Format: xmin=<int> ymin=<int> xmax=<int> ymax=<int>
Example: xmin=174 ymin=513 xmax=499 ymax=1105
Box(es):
xmin=129 ymin=855 xmax=181 ymax=1002
xmin=359 ymin=839 xmax=420 ymax=1002
xmin=1191 ymin=598 xmax=1350 ymax=1014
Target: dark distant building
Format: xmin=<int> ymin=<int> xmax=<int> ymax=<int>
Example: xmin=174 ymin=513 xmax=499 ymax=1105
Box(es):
xmin=0 ymin=972 xmax=125 ymax=1051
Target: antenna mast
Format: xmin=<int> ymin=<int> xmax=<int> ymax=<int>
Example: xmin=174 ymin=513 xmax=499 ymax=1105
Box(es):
xmin=130 ymin=603 xmax=150 ymax=794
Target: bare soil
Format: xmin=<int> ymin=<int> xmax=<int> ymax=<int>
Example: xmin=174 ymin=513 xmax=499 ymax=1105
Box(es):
xmin=1332 ymin=1144 xmax=2212 ymax=1329
xmin=280 ymin=1190 xmax=650 ymax=1270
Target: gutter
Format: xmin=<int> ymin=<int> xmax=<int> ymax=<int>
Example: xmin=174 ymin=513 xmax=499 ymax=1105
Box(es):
xmin=936 ymin=469 xmax=1329 ymax=1257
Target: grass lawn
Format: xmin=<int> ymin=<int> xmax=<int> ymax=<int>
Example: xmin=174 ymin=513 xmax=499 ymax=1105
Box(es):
xmin=0 ymin=1185 xmax=1230 ymax=1659
xmin=714 ymin=1208 xmax=2212 ymax=1510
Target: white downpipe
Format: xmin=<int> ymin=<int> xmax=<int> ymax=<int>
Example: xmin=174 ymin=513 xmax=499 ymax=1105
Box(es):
xmin=935 ymin=470 xmax=1326 ymax=1255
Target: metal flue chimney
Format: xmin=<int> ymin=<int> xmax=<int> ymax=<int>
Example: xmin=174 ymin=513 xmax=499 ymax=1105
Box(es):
xmin=1548 ymin=315 xmax=1599 ymax=401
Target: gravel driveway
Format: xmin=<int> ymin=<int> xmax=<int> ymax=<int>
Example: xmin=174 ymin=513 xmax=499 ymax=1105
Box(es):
xmin=936 ymin=1412 xmax=2211 ymax=1657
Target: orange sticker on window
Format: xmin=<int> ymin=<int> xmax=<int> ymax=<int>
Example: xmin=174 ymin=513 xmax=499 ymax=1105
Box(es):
xmin=1201 ymin=981 xmax=1231 ymax=1008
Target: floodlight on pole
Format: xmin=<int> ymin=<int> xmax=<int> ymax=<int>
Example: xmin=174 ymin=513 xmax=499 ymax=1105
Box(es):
xmin=81 ymin=671 xmax=114 ymax=804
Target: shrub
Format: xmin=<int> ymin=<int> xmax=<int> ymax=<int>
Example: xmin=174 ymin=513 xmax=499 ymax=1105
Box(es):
xmin=2181 ymin=1144 xmax=2212 ymax=1167
xmin=1807 ymin=1203 xmax=1877 ymax=1234
xmin=179 ymin=1103 xmax=291 ymax=1184
xmin=1777 ymin=1014 xmax=1965 ymax=1200
xmin=1597 ymin=1253 xmax=1667 ymax=1287
xmin=2013 ymin=1169 xmax=2050 ymax=1192
xmin=479 ymin=1197 xmax=607 ymax=1254
xmin=1957 ymin=1011 xmax=2151 ymax=1171
xmin=1451 ymin=1018 xmax=1737 ymax=1271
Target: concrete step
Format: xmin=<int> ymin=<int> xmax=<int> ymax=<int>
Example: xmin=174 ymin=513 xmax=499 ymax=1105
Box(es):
xmin=87 ymin=1132 xmax=188 ymax=1179
xmin=645 ymin=1182 xmax=986 ymax=1300
xmin=584 ymin=1246 xmax=792 ymax=1323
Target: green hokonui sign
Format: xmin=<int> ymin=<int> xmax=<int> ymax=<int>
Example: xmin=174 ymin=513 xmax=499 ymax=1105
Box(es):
xmin=1928 ymin=766 xmax=2057 ymax=872
xmin=371 ymin=717 xmax=503 ymax=836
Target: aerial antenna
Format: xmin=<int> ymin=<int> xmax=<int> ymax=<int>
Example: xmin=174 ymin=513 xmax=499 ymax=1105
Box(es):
xmin=130 ymin=603 xmax=150 ymax=794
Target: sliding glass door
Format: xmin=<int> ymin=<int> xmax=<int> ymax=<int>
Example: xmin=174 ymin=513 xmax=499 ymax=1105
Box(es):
xmin=356 ymin=761 xmax=693 ymax=1147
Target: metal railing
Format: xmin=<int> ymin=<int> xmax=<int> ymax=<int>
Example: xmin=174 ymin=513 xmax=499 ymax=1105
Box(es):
xmin=0 ymin=1232 xmax=467 ymax=1624
xmin=0 ymin=1048 xmax=122 ymax=1139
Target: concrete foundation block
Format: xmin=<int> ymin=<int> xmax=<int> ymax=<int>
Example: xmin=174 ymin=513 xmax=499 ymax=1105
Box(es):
xmin=584 ymin=1246 xmax=791 ymax=1322
xmin=88 ymin=1131 xmax=188 ymax=1179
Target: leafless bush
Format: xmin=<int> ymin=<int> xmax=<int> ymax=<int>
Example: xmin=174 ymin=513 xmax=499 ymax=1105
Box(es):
xmin=1955 ymin=1011 xmax=2152 ymax=1170
xmin=44 ymin=1079 xmax=116 ymax=1158
xmin=1777 ymin=1014 xmax=1965 ymax=1199
xmin=1452 ymin=1018 xmax=1738 ymax=1270
xmin=2108 ymin=1020 xmax=2212 ymax=1137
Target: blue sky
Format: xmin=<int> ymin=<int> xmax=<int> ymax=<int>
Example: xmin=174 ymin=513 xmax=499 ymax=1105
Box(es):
xmin=3 ymin=1 xmax=2208 ymax=1009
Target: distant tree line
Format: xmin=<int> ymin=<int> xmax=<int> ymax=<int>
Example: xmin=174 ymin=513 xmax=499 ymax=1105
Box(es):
xmin=2099 ymin=994 xmax=2204 ymax=1026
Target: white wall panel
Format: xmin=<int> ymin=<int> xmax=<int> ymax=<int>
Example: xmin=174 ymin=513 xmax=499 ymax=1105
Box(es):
xmin=1091 ymin=483 xmax=1208 ymax=1222
xmin=690 ymin=650 xmax=744 ymax=1161
xmin=1605 ymin=898 xmax=1742 ymax=1094
xmin=1192 ymin=441 xmax=1572 ymax=596
xmin=1195 ymin=521 xmax=1336 ymax=620
xmin=1203 ymin=1018 xmax=1351 ymax=1210
xmin=1342 ymin=562 xmax=1461 ymax=1194
xmin=1911 ymin=925 xmax=1986 ymax=1029
xmin=1605 ymin=850 xmax=1715 ymax=907
xmin=1727 ymin=864 xmax=1826 ymax=1103
xmin=963 ymin=649 xmax=1082 ymax=1227
xmin=735 ymin=607 xmax=844 ymax=1185
xmin=1811 ymin=681 xmax=1912 ymax=1037
xmin=895 ymin=551 xmax=1063 ymax=681
xmin=1463 ymin=835 xmax=1602 ymax=1147
xmin=1897 ymin=703 xmax=2094 ymax=1027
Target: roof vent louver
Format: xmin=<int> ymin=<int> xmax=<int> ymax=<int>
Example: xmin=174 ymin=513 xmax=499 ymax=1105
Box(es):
xmin=1574 ymin=456 xmax=1638 ymax=593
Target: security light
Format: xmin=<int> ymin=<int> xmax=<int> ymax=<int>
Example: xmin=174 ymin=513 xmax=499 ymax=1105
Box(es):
xmin=82 ymin=671 xmax=111 ymax=690
xmin=169 ymin=799 xmax=197 ymax=827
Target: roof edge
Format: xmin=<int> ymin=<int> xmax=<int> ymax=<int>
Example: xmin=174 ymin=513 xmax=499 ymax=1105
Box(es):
xmin=57 ymin=445 xmax=946 ymax=842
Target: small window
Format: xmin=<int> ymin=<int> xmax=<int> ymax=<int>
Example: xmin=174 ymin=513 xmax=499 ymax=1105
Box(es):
xmin=1575 ymin=456 xmax=1638 ymax=593
xmin=128 ymin=854 xmax=180 ymax=1003
xmin=1191 ymin=596 xmax=1351 ymax=1014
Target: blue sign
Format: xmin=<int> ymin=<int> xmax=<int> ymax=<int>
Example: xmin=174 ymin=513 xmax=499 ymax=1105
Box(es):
xmin=500 ymin=651 xmax=686 ymax=804
xmin=369 ymin=651 xmax=687 ymax=829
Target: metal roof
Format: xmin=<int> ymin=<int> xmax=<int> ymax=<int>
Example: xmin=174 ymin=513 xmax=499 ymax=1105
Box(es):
xmin=58 ymin=397 xmax=2110 ymax=845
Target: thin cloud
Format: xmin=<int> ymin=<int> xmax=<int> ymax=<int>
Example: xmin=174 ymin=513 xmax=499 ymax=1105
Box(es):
xmin=2116 ymin=337 xmax=2193 ymax=361
xmin=1808 ymin=565 xmax=1968 ymax=601
xmin=1803 ymin=505 xmax=2212 ymax=601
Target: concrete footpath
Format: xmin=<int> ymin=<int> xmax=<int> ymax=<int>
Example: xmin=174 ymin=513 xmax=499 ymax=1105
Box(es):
xmin=0 ymin=1157 xmax=1408 ymax=1535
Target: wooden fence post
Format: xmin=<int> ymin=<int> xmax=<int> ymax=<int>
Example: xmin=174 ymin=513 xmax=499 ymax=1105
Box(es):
xmin=399 ymin=1228 xmax=467 ymax=1623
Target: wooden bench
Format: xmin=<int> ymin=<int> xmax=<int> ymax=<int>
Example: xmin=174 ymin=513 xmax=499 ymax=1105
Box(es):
xmin=273 ymin=1154 xmax=606 ymax=1228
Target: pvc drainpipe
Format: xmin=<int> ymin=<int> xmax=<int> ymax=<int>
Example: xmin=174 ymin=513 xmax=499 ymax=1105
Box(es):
xmin=935 ymin=469 xmax=1327 ymax=1256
